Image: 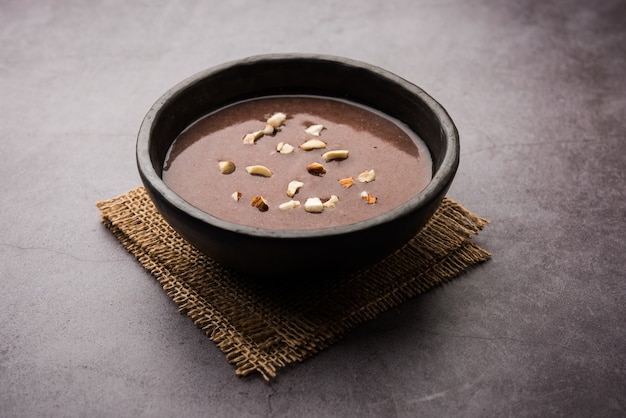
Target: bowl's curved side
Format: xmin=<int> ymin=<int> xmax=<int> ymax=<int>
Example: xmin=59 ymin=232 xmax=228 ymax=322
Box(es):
xmin=137 ymin=54 xmax=459 ymax=277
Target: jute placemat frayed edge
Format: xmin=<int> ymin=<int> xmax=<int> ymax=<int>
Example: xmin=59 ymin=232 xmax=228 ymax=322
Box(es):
xmin=97 ymin=187 xmax=491 ymax=381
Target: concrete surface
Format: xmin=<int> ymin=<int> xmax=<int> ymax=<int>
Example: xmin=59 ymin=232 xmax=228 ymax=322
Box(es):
xmin=1 ymin=0 xmax=624 ymax=417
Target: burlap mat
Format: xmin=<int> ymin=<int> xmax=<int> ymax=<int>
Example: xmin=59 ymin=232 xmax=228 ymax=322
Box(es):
xmin=97 ymin=187 xmax=490 ymax=381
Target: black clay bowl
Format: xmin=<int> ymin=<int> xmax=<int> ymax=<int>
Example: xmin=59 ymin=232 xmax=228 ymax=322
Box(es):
xmin=137 ymin=54 xmax=459 ymax=279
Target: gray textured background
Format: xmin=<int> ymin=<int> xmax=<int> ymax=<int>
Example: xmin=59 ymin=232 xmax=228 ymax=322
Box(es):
xmin=1 ymin=1 xmax=624 ymax=417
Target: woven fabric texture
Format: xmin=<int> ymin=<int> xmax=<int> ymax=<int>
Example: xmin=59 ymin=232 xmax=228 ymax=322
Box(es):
xmin=97 ymin=187 xmax=490 ymax=381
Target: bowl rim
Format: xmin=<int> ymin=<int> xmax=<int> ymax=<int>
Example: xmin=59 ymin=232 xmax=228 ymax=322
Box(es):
xmin=137 ymin=53 xmax=459 ymax=239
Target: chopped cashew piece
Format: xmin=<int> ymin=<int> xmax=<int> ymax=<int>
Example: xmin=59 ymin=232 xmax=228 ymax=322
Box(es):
xmin=242 ymin=130 xmax=265 ymax=145
xmin=231 ymin=191 xmax=242 ymax=201
xmin=286 ymin=180 xmax=304 ymax=197
xmin=251 ymin=195 xmax=269 ymax=212
xmin=263 ymin=124 xmax=275 ymax=135
xmin=357 ymin=169 xmax=376 ymax=183
xmin=300 ymin=138 xmax=327 ymax=151
xmin=322 ymin=195 xmax=339 ymax=209
xmin=243 ymin=112 xmax=286 ymax=143
xmin=276 ymin=142 xmax=295 ymax=154
xmin=266 ymin=112 xmax=287 ymax=128
xmin=246 ymin=165 xmax=273 ymax=177
xmin=338 ymin=177 xmax=355 ymax=188
xmin=279 ymin=200 xmax=301 ymax=210
xmin=306 ymin=162 xmax=327 ymax=176
xmin=217 ymin=160 xmax=236 ymax=174
xmin=304 ymin=124 xmax=324 ymax=136
xmin=322 ymin=150 xmax=349 ymax=162
xmin=304 ymin=197 xmax=324 ymax=213
xmin=360 ymin=191 xmax=377 ymax=204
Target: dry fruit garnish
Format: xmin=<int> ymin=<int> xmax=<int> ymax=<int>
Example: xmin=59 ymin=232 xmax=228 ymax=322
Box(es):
xmin=245 ymin=165 xmax=273 ymax=177
xmin=242 ymin=130 xmax=265 ymax=145
xmin=322 ymin=195 xmax=339 ymax=209
xmin=357 ymin=169 xmax=376 ymax=183
xmin=338 ymin=177 xmax=355 ymax=188
xmin=286 ymin=180 xmax=304 ymax=197
xmin=276 ymin=142 xmax=295 ymax=154
xmin=304 ymin=197 xmax=324 ymax=213
xmin=321 ymin=150 xmax=349 ymax=162
xmin=300 ymin=139 xmax=327 ymax=151
xmin=217 ymin=160 xmax=236 ymax=174
xmin=360 ymin=191 xmax=377 ymax=204
xmin=266 ymin=112 xmax=287 ymax=129
xmin=251 ymin=195 xmax=269 ymax=212
xmin=229 ymin=110 xmax=383 ymax=216
xmin=263 ymin=124 xmax=275 ymax=135
xmin=279 ymin=200 xmax=301 ymax=210
xmin=306 ymin=162 xmax=327 ymax=176
xmin=304 ymin=124 xmax=324 ymax=136
xmin=242 ymin=112 xmax=287 ymax=144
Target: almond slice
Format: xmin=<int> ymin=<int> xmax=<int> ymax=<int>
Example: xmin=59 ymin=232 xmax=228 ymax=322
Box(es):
xmin=279 ymin=200 xmax=301 ymax=210
xmin=304 ymin=124 xmax=324 ymax=136
xmin=300 ymin=139 xmax=327 ymax=151
xmin=306 ymin=162 xmax=326 ymax=176
xmin=246 ymin=165 xmax=273 ymax=177
xmin=217 ymin=160 xmax=236 ymax=174
xmin=322 ymin=150 xmax=349 ymax=162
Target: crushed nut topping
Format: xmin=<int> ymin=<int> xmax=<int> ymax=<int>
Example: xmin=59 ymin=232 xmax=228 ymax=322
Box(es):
xmin=360 ymin=191 xmax=377 ymax=204
xmin=276 ymin=142 xmax=295 ymax=154
xmin=306 ymin=162 xmax=327 ymax=176
xmin=223 ymin=110 xmax=386 ymax=216
xmin=357 ymin=169 xmax=376 ymax=183
xmin=263 ymin=124 xmax=275 ymax=135
xmin=322 ymin=195 xmax=339 ymax=209
xmin=304 ymin=197 xmax=324 ymax=213
xmin=321 ymin=149 xmax=349 ymax=162
xmin=217 ymin=160 xmax=236 ymax=174
xmin=279 ymin=200 xmax=301 ymax=210
xmin=286 ymin=180 xmax=304 ymax=197
xmin=338 ymin=177 xmax=355 ymax=188
xmin=300 ymin=138 xmax=327 ymax=151
xmin=245 ymin=165 xmax=273 ymax=177
xmin=266 ymin=112 xmax=287 ymax=128
xmin=304 ymin=124 xmax=325 ymax=136
xmin=242 ymin=112 xmax=286 ymax=145
xmin=251 ymin=195 xmax=269 ymax=212
xmin=242 ymin=130 xmax=265 ymax=145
